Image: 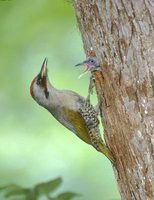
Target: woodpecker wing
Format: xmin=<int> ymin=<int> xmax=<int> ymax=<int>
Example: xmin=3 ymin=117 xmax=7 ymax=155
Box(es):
xmin=62 ymin=97 xmax=100 ymax=145
xmin=62 ymin=106 xmax=92 ymax=144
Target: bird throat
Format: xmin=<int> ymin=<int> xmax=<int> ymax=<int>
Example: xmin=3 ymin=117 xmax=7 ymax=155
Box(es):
xmin=30 ymin=78 xmax=35 ymax=99
xmin=42 ymin=76 xmax=49 ymax=99
xmin=30 ymin=76 xmax=49 ymax=99
xmin=78 ymin=65 xmax=90 ymax=79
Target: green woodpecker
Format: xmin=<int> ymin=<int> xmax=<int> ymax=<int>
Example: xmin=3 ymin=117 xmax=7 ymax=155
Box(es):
xmin=30 ymin=58 xmax=114 ymax=163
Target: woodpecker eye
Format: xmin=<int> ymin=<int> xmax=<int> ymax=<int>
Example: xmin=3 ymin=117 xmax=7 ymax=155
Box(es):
xmin=89 ymin=59 xmax=95 ymax=64
xmin=36 ymin=77 xmax=42 ymax=85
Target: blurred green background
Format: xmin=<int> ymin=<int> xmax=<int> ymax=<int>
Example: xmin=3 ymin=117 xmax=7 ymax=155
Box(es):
xmin=0 ymin=0 xmax=120 ymax=199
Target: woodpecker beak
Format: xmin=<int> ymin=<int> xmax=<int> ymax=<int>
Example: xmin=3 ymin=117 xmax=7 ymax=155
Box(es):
xmin=75 ymin=60 xmax=91 ymax=79
xmin=39 ymin=57 xmax=48 ymax=78
xmin=75 ymin=59 xmax=90 ymax=71
xmin=75 ymin=61 xmax=86 ymax=67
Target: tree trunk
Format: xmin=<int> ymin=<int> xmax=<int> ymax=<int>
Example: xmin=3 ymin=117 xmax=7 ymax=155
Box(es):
xmin=73 ymin=1 xmax=154 ymax=200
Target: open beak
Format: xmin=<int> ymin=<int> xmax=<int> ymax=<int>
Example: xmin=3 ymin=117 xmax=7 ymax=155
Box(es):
xmin=75 ymin=59 xmax=90 ymax=71
xmin=75 ymin=60 xmax=90 ymax=79
xmin=75 ymin=61 xmax=86 ymax=67
xmin=39 ymin=57 xmax=48 ymax=78
xmin=75 ymin=59 xmax=91 ymax=71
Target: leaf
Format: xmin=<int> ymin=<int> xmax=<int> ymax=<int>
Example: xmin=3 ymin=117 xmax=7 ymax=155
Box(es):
xmin=34 ymin=177 xmax=62 ymax=197
xmin=56 ymin=192 xmax=80 ymax=200
xmin=0 ymin=177 xmax=79 ymax=200
xmin=0 ymin=184 xmax=20 ymax=191
xmin=5 ymin=188 xmax=30 ymax=198
xmin=0 ymin=185 xmax=32 ymax=200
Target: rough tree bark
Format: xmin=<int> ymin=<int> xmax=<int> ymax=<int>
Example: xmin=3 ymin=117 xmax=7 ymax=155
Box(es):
xmin=73 ymin=1 xmax=154 ymax=200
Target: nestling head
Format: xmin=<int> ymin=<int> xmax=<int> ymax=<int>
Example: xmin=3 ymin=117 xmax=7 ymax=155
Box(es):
xmin=75 ymin=56 xmax=100 ymax=72
xmin=30 ymin=58 xmax=50 ymax=106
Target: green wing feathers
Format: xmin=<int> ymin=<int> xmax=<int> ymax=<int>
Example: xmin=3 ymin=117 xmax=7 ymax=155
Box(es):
xmin=62 ymin=106 xmax=115 ymax=163
xmin=62 ymin=107 xmax=92 ymax=145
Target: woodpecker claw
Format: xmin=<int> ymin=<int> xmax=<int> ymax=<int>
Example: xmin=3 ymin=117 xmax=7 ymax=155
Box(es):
xmin=94 ymin=103 xmax=100 ymax=115
xmin=86 ymin=75 xmax=95 ymax=103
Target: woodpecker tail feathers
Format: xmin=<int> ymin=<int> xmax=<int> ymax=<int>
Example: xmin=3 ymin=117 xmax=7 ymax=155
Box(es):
xmin=98 ymin=141 xmax=115 ymax=164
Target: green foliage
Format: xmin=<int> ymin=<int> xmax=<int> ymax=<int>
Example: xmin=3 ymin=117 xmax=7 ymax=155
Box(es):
xmin=0 ymin=177 xmax=79 ymax=200
xmin=55 ymin=192 xmax=78 ymax=200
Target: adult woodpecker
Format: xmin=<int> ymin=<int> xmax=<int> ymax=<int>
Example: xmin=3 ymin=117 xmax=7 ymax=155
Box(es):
xmin=30 ymin=58 xmax=114 ymax=163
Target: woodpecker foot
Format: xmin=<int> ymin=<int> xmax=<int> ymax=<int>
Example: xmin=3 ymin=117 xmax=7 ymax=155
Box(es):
xmin=86 ymin=75 xmax=95 ymax=103
xmin=94 ymin=102 xmax=101 ymax=115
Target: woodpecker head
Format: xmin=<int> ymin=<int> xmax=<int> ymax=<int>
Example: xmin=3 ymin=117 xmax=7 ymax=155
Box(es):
xmin=30 ymin=58 xmax=50 ymax=106
xmin=75 ymin=56 xmax=100 ymax=73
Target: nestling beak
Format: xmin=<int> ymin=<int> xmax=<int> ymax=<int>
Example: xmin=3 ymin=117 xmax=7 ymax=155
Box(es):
xmin=75 ymin=60 xmax=86 ymax=67
xmin=39 ymin=57 xmax=48 ymax=78
xmin=75 ymin=59 xmax=90 ymax=71
xmin=75 ymin=60 xmax=91 ymax=79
